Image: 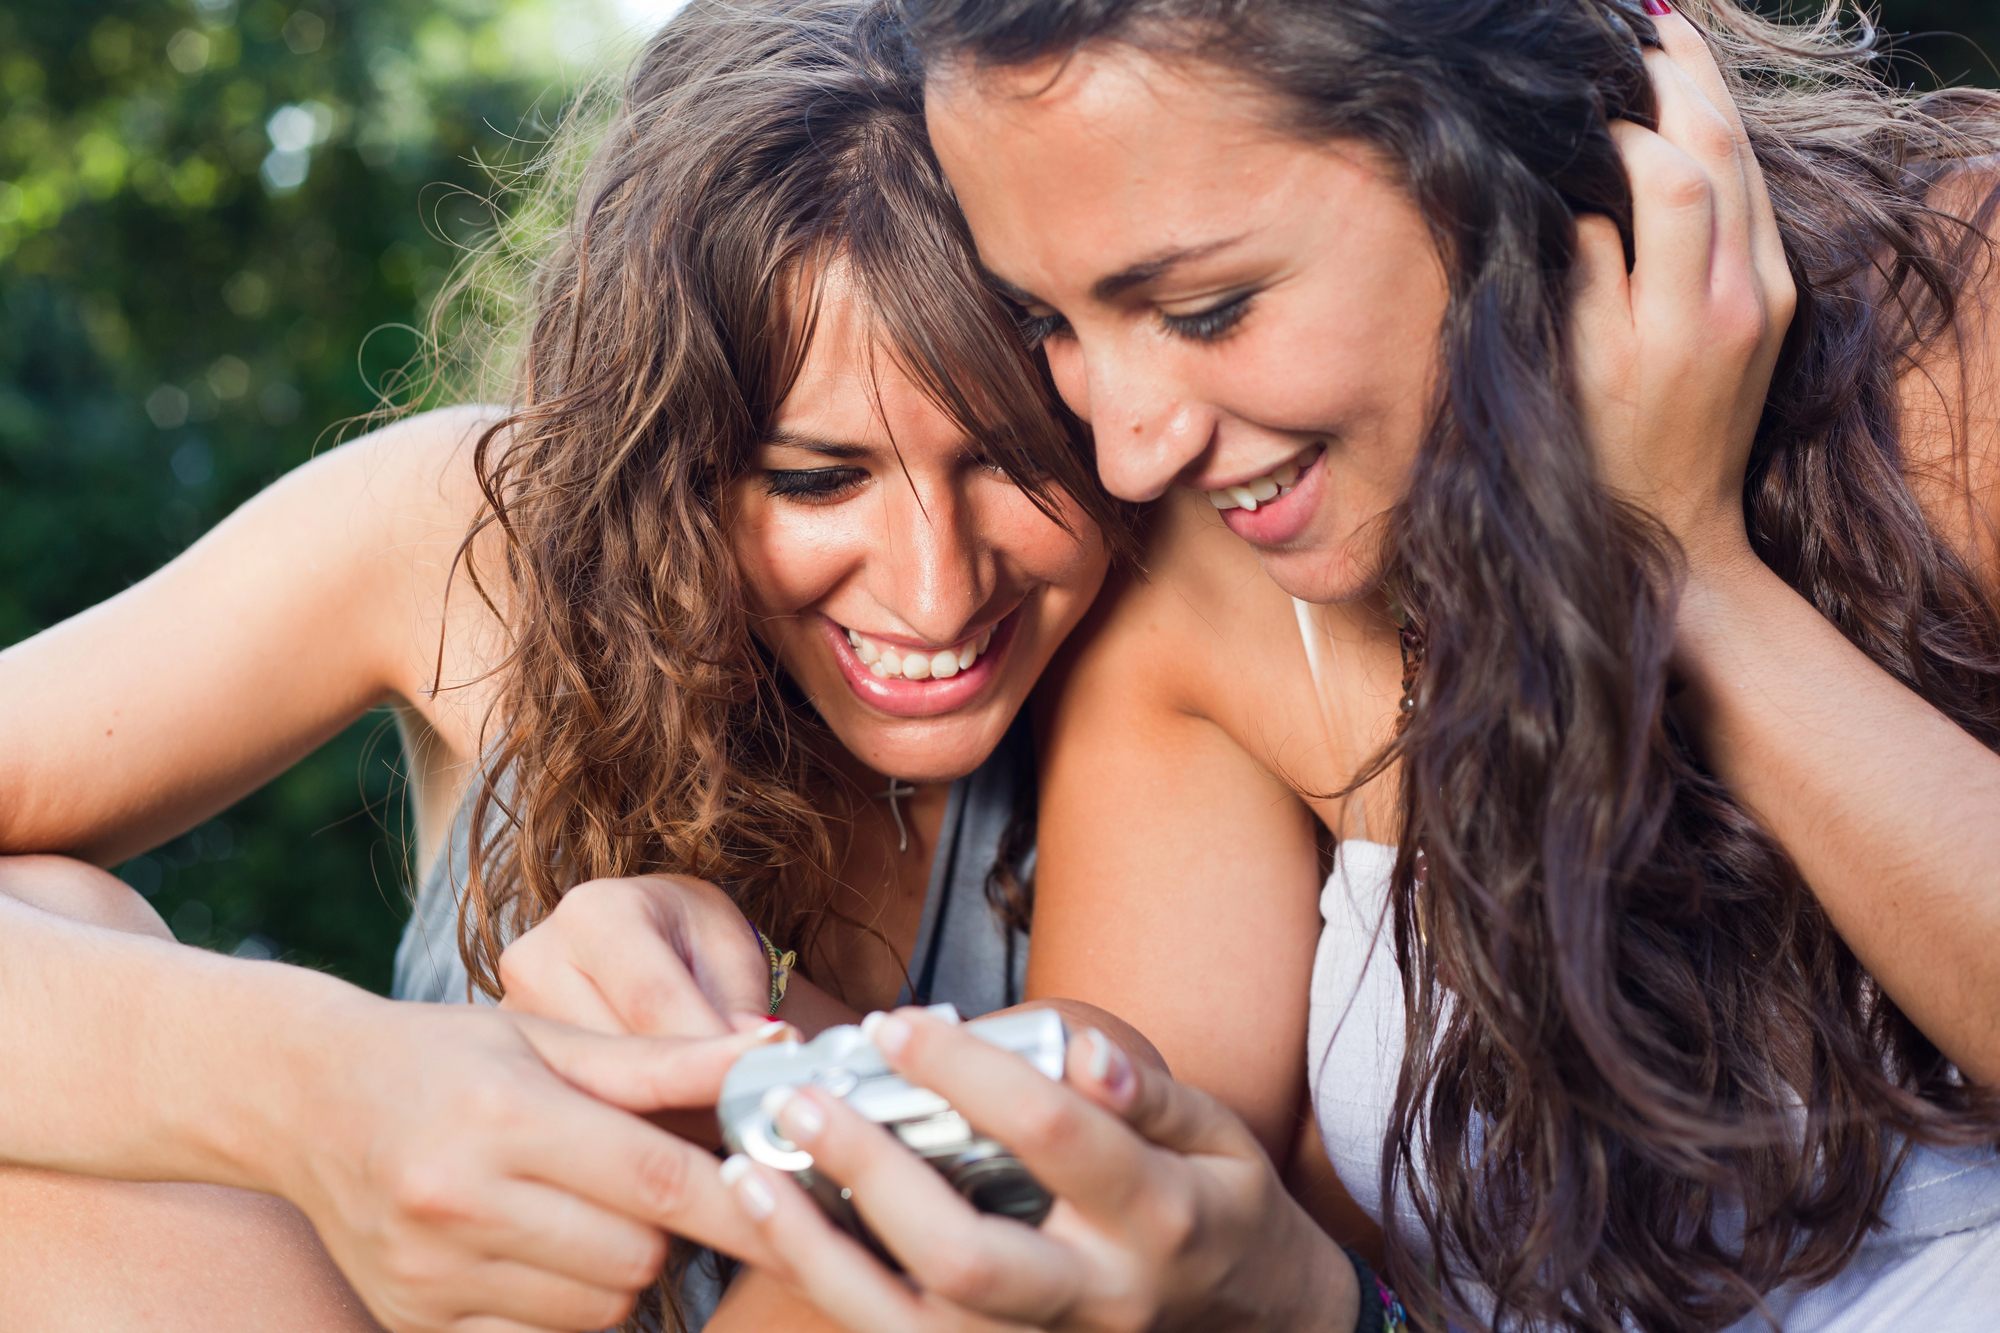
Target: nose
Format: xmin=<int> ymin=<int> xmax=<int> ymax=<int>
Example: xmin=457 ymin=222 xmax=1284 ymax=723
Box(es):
xmin=1066 ymin=332 xmax=1213 ymax=503
xmin=867 ymin=471 xmax=992 ymax=646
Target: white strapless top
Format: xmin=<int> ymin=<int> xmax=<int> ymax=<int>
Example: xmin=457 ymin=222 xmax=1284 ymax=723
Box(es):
xmin=1306 ymin=839 xmax=2000 ymax=1330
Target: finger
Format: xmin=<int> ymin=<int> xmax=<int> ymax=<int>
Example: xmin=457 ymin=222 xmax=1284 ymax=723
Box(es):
xmin=1611 ymin=119 xmax=1716 ymax=325
xmin=874 ymin=1009 xmax=1232 ymax=1225
xmin=516 ymin=1014 xmax=788 ymax=1112
xmin=1649 ymin=8 xmax=1742 ymax=137
xmin=578 ymin=908 xmax=732 ymax=1040
xmin=723 ymin=1158 xmax=1036 ymax=1333
xmin=524 ymin=1118 xmax=775 ymax=1266
xmin=1063 ymin=1027 xmax=1266 ymax=1164
xmin=1569 ymin=213 xmax=1634 ymax=339
xmin=1643 ymin=48 xmax=1751 ymax=266
xmin=553 ymin=880 xmax=736 ymax=1039
xmin=450 ymin=1179 xmax=668 ymax=1294
xmin=763 ymin=1087 xmax=1086 ymax=1325
xmin=439 ymin=1259 xmax=637 ymax=1332
xmin=650 ymin=880 xmax=775 ymax=1024
xmin=1647 ymin=11 xmax=1788 ymax=294
xmin=496 ymin=931 xmax=630 ymax=1035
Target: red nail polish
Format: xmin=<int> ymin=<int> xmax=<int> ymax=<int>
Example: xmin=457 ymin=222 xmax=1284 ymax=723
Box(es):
xmin=1643 ymin=0 xmax=1671 ymax=14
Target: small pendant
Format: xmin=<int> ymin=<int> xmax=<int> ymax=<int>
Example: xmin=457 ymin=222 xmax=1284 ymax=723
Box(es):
xmin=875 ymin=777 xmax=917 ymax=853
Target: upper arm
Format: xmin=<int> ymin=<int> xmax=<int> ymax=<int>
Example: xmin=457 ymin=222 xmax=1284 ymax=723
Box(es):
xmin=1028 ymin=520 xmax=1326 ymax=1164
xmin=0 ymin=405 xmax=503 ymax=865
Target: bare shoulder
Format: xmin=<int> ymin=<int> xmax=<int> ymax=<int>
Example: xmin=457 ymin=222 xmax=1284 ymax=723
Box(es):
xmin=1899 ymin=157 xmax=2000 ymax=590
xmin=322 ymin=403 xmax=505 ymax=543
xmin=1047 ymin=489 xmax=1335 ymax=789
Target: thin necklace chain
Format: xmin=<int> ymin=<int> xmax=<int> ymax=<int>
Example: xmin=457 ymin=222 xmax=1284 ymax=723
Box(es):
xmin=874 ymin=776 xmax=917 ymax=854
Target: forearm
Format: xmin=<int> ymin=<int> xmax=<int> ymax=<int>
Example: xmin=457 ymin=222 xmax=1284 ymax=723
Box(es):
xmin=0 ymin=864 xmax=365 ymax=1192
xmin=1678 ymin=554 xmax=2000 ymax=1079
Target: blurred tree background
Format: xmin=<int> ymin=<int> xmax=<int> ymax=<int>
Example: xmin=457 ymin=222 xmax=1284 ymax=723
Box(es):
xmin=0 ymin=0 xmax=657 ymax=991
xmin=2 ymin=0 xmax=1997 ymax=993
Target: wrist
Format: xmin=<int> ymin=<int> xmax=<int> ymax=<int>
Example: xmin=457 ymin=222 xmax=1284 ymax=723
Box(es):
xmin=214 ymin=961 xmax=383 ymax=1198
xmin=1262 ymin=1204 xmax=1361 ymax=1333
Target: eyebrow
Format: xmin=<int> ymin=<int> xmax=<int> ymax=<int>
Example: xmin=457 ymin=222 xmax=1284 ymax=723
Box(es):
xmin=1089 ymin=236 xmax=1250 ymax=302
xmin=765 ymin=429 xmax=869 ymax=460
xmin=985 ymin=235 xmax=1253 ymax=310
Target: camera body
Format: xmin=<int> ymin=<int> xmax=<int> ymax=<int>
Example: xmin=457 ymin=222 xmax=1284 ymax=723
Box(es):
xmin=718 ymin=1005 xmax=1067 ymax=1254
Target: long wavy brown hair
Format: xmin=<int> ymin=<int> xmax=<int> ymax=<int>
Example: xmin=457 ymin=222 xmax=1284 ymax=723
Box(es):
xmin=441 ymin=0 xmax=1127 ymax=1006
xmin=898 ymin=0 xmax=2000 ymax=1329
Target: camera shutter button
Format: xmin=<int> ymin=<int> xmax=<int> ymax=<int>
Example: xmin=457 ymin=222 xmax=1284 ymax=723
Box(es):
xmin=815 ymin=1066 xmax=860 ymax=1098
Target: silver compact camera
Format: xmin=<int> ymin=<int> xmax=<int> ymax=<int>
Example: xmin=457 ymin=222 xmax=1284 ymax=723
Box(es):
xmin=718 ymin=1005 xmax=1068 ymax=1253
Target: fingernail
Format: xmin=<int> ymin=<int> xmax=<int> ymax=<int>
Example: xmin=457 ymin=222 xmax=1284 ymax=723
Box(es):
xmin=776 ymin=1092 xmax=826 ymax=1144
xmin=754 ymin=1020 xmax=796 ymax=1043
xmin=720 ymin=1154 xmax=775 ymax=1219
xmin=1083 ymin=1028 xmax=1134 ymax=1101
xmin=861 ymin=1010 xmax=912 ymax=1057
xmin=760 ymin=1084 xmax=797 ymax=1122
xmin=1643 ymin=0 xmax=1671 ymax=15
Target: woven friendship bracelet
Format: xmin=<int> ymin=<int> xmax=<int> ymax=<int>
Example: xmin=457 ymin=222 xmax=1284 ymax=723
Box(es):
xmin=1343 ymin=1247 xmax=1411 ymax=1333
xmin=753 ymin=926 xmax=796 ymax=1017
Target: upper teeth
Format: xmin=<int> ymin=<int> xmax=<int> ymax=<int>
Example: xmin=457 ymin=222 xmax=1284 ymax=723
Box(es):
xmin=847 ymin=625 xmax=994 ymax=680
xmin=1207 ymin=446 xmax=1320 ymax=512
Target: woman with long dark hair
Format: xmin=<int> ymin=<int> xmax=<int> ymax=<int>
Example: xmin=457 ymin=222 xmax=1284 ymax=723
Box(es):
xmin=718 ymin=2 xmax=2000 ymax=1329
xmin=0 ymin=2 xmax=1140 ymax=1327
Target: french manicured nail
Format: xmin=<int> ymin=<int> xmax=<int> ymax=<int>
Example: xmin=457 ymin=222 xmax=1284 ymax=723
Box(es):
xmin=1084 ymin=1028 xmax=1134 ymax=1101
xmin=775 ymin=1092 xmax=826 ymax=1144
xmin=861 ymin=1010 xmax=912 ymax=1057
xmin=761 ymin=1083 xmax=826 ymax=1144
xmin=1642 ymin=0 xmax=1671 ymax=15
xmin=719 ymin=1154 xmax=775 ymax=1219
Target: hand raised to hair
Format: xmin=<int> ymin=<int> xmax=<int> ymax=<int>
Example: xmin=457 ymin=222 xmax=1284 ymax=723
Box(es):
xmin=1570 ymin=6 xmax=1795 ymax=571
xmin=718 ymin=1007 xmax=1360 ymax=1333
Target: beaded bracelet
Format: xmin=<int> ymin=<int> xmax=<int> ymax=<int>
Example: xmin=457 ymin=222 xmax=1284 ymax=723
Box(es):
xmin=753 ymin=926 xmax=796 ymax=1017
xmin=1343 ymin=1247 xmax=1411 ymax=1333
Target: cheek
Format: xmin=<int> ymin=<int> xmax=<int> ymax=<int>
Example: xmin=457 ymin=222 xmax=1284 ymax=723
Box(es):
xmin=728 ymin=496 xmax=850 ymax=617
xmin=988 ymin=488 xmax=1111 ymax=601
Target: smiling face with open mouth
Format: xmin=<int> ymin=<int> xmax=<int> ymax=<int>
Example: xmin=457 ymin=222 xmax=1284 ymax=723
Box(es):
xmin=725 ymin=266 xmax=1110 ymax=785
xmin=928 ymin=45 xmax=1449 ymax=606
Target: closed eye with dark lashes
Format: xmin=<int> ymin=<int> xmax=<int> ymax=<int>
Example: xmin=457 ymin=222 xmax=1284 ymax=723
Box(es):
xmin=763 ymin=466 xmax=867 ymax=499
xmin=1162 ymin=291 xmax=1254 ymax=342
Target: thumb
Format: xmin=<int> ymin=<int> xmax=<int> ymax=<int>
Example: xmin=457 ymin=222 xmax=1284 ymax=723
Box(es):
xmin=519 ymin=1016 xmax=794 ymax=1113
xmin=1067 ymin=1028 xmax=1266 ymax=1165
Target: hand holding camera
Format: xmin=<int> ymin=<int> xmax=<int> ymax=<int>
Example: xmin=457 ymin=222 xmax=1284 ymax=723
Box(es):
xmin=721 ymin=1005 xmax=1068 ymax=1255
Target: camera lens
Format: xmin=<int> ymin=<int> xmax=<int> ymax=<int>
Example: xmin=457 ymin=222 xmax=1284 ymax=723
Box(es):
xmin=950 ymin=1155 xmax=1053 ymax=1226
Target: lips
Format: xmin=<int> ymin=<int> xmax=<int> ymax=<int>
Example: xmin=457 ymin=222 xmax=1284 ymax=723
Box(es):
xmin=1208 ymin=444 xmax=1326 ymax=548
xmin=847 ymin=623 xmax=993 ymax=680
xmin=821 ymin=608 xmax=1021 ymax=719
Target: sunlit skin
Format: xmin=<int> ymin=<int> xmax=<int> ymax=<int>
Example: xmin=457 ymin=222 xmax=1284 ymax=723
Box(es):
xmin=724 ymin=266 xmax=1110 ymax=786
xmin=927 ymin=46 xmax=1449 ymax=604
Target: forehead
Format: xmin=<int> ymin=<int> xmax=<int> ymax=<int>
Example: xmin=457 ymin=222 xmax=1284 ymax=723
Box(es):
xmin=925 ymin=45 xmax=1371 ymax=295
xmin=775 ymin=263 xmax=960 ymax=443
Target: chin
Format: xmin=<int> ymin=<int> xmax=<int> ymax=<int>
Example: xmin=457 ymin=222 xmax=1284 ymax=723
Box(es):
xmin=834 ymin=710 xmax=1010 ymax=783
xmin=1255 ymin=541 xmax=1388 ymax=607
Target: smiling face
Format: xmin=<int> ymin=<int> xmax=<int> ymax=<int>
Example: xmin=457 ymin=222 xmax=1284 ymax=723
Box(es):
xmin=927 ymin=44 xmax=1448 ymax=604
xmin=725 ymin=265 xmax=1110 ymax=784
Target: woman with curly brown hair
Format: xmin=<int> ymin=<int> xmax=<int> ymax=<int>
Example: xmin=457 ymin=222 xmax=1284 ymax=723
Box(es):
xmin=715 ymin=2 xmax=2000 ymax=1331
xmin=0 ymin=2 xmax=1137 ymax=1328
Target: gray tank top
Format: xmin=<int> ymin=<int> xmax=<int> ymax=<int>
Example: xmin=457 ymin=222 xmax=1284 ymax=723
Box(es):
xmin=392 ymin=714 xmax=1033 ymax=1012
xmin=389 ymin=716 xmax=1037 ymax=1329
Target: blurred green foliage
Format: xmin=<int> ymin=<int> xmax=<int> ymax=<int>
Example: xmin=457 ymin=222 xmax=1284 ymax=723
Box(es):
xmin=0 ymin=0 xmax=639 ymax=990
xmin=1 ymin=0 xmax=1997 ymax=992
